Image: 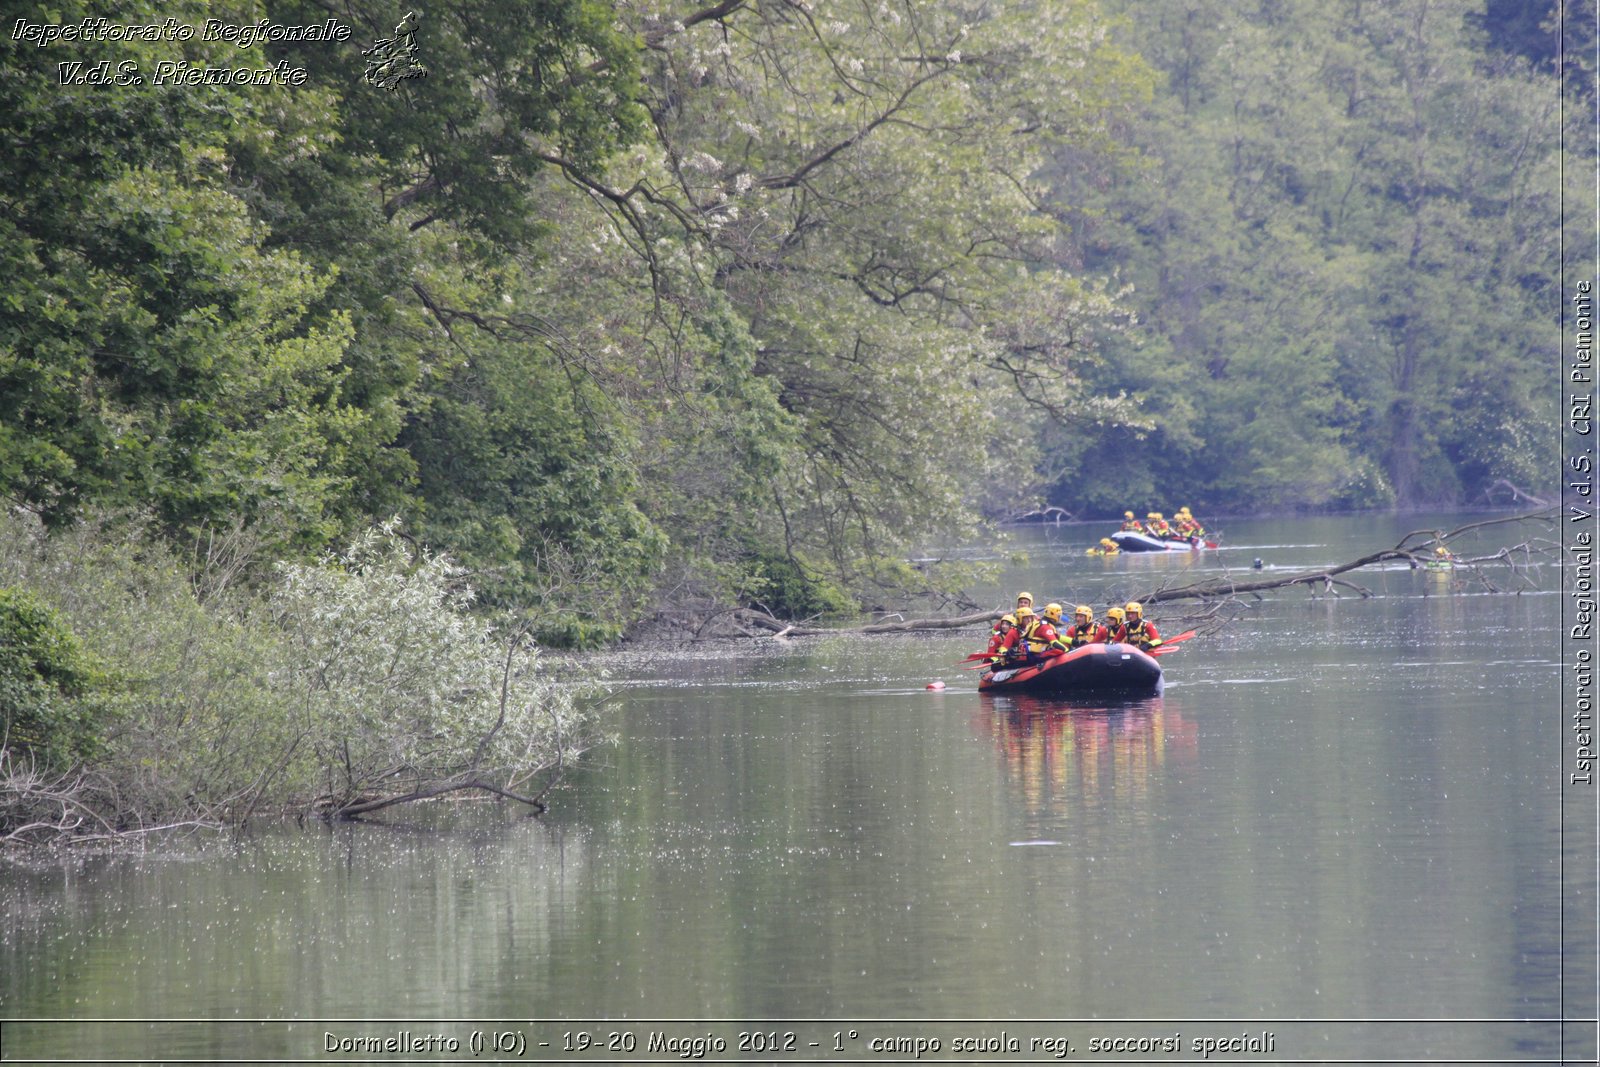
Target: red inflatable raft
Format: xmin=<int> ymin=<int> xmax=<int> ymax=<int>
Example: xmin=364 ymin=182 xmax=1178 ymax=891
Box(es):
xmin=978 ymin=642 xmax=1164 ymax=697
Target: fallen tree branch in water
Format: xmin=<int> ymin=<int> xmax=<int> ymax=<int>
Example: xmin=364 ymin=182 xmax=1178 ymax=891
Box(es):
xmin=330 ymin=775 xmax=548 ymax=819
xmin=1135 ymin=507 xmax=1559 ymax=606
xmin=734 ymin=607 xmax=1002 ymax=637
xmin=1482 ymin=479 xmax=1553 ymax=509
xmin=712 ymin=510 xmax=1561 ymax=639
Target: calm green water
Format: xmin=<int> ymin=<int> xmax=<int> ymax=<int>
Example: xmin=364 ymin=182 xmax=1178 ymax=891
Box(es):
xmin=1 ymin=512 xmax=1594 ymax=1064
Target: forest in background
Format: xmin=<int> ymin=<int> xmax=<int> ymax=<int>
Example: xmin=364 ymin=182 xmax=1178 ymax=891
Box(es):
xmin=1 ymin=0 xmax=1592 ymax=636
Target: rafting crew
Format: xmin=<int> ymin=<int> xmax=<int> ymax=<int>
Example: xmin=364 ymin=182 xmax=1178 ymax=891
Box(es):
xmin=989 ymin=589 xmax=1166 ymax=657
xmin=1111 ymin=506 xmax=1210 ymax=547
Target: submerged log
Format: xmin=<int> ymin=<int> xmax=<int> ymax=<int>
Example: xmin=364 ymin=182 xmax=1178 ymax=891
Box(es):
xmin=1136 ymin=508 xmax=1558 ymax=605
xmin=735 ymin=607 xmax=1000 ymax=637
xmin=717 ymin=509 xmax=1559 ymax=639
xmin=1482 ymin=479 xmax=1552 ymax=508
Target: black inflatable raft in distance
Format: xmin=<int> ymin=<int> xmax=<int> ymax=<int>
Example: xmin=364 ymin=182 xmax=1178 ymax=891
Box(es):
xmin=1111 ymin=530 xmax=1217 ymax=552
xmin=979 ymin=642 xmax=1163 ymax=697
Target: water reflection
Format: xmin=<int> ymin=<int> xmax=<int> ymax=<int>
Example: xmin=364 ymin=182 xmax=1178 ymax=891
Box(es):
xmin=0 ymin=513 xmax=1586 ymax=1057
xmin=974 ymin=693 xmax=1198 ymax=829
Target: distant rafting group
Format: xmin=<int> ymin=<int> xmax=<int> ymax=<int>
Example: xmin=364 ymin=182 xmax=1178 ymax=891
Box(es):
xmin=1089 ymin=507 xmax=1216 ymax=554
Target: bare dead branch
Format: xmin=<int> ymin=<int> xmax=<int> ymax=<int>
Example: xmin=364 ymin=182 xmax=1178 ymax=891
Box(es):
xmin=1136 ymin=508 xmax=1559 ymax=605
xmin=734 ymin=607 xmax=1001 ymax=637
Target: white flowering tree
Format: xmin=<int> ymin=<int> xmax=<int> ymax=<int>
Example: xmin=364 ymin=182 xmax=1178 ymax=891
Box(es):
xmin=270 ymin=524 xmax=599 ymax=818
xmin=497 ymin=0 xmax=1158 ymax=608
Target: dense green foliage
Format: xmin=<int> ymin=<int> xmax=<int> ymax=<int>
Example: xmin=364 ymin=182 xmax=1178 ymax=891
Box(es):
xmin=1045 ymin=0 xmax=1583 ymax=514
xmin=0 ymin=588 xmax=108 ymax=770
xmin=0 ymin=2 xmax=360 ymax=540
xmin=0 ymin=0 xmax=1584 ymax=638
xmin=0 ymin=512 xmax=599 ymax=835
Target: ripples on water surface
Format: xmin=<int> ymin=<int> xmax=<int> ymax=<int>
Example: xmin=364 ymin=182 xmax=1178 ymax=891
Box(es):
xmin=0 ymin=512 xmax=1592 ymax=1063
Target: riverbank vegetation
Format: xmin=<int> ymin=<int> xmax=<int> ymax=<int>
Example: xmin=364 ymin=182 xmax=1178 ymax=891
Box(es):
xmin=1 ymin=0 xmax=1587 ymax=838
xmin=1 ymin=512 xmax=600 ymax=842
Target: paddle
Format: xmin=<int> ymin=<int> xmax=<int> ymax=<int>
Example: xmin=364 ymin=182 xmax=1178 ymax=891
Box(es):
xmin=967 ymin=658 xmax=1036 ymax=671
xmin=1143 ymin=630 xmax=1196 ymax=656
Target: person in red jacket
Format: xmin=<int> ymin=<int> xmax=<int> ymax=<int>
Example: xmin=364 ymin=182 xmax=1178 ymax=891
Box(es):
xmin=1123 ymin=602 xmax=1162 ymax=651
xmin=985 ymin=614 xmax=1018 ymax=659
xmin=1015 ymin=605 xmax=1064 ymax=664
xmin=1173 ymin=506 xmax=1208 ymax=544
xmin=1039 ymin=604 xmax=1071 ymax=651
xmin=1062 ymin=604 xmax=1106 ymax=649
xmin=991 ymin=608 xmax=1031 ymax=665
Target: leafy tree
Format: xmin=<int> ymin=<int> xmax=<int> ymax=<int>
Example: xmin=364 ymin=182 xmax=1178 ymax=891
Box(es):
xmin=1053 ymin=0 xmax=1573 ymax=513
xmin=597 ymin=0 xmax=1154 ymax=601
xmin=0 ymin=1 xmax=367 ymax=543
xmin=269 ymin=524 xmax=595 ymax=817
xmin=0 ymin=588 xmax=108 ymax=771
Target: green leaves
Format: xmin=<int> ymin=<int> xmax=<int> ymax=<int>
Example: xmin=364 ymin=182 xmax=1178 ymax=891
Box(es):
xmin=271 ymin=522 xmax=592 ymax=807
xmin=0 ymin=2 xmax=367 ymax=542
xmin=1052 ymin=0 xmax=1572 ymax=511
xmin=0 ymin=587 xmax=109 ymax=771
xmin=618 ymin=0 xmax=1153 ymax=599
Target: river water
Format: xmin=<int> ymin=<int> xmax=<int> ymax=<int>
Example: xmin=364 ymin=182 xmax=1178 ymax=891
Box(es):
xmin=1 ymin=512 xmax=1594 ymax=1065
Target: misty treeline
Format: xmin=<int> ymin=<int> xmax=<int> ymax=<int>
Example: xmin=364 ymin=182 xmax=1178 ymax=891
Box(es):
xmin=0 ymin=0 xmax=1588 ymax=834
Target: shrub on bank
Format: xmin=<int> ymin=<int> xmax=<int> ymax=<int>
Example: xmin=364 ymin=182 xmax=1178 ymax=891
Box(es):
xmin=0 ymin=587 xmax=110 ymax=771
xmin=0 ymin=513 xmax=601 ymax=841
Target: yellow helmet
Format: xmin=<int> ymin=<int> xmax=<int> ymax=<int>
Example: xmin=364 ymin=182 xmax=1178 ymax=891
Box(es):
xmin=1435 ymin=546 xmax=1449 ymax=556
xmin=999 ymin=613 xmax=1017 ymax=626
xmin=1124 ymin=511 xmax=1134 ymax=520
xmin=1107 ymin=607 xmax=1125 ymax=621
xmin=1015 ymin=591 xmax=1033 ymax=605
xmin=1179 ymin=506 xmax=1192 ymax=515
xmin=1043 ymin=603 xmax=1064 ymax=622
xmin=1147 ymin=512 xmax=1159 ymax=519
xmin=1125 ymin=601 xmax=1143 ymax=616
xmin=1074 ymin=604 xmax=1092 ymax=620
xmin=1015 ymin=605 xmax=1035 ymax=619
xmin=1100 ymin=538 xmax=1114 ymax=546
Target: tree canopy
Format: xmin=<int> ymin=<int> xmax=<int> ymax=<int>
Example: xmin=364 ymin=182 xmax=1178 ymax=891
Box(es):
xmin=1048 ymin=0 xmax=1580 ymax=514
xmin=0 ymin=0 xmax=1585 ymax=639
